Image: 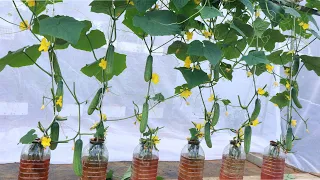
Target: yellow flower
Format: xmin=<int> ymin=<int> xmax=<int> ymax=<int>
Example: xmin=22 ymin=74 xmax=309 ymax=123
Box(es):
xmin=285 ymin=95 xmax=291 ymax=100
xmin=41 ymin=136 xmax=51 ymax=148
xmin=257 ymin=88 xmax=265 ymax=95
xmin=19 ymin=20 xmax=30 ymax=31
xmin=247 ymin=71 xmax=252 ymax=77
xmin=180 ymin=89 xmax=192 ymax=98
xmin=197 ymin=132 xmax=204 ymax=138
xmin=203 ymin=30 xmax=212 ymax=39
xmin=56 ymin=96 xmax=63 ymax=107
xmin=38 ymin=38 xmax=50 ymax=52
xmin=194 ymin=0 xmax=201 ymax=5
xmin=225 ymin=111 xmax=229 ymax=116
xmin=186 ymin=31 xmax=193 ymax=41
xmin=40 ymin=104 xmax=45 ymax=110
xmin=273 ymin=82 xmax=279 ymax=87
xmin=266 ymin=64 xmax=274 ymax=73
xmin=134 ymin=114 xmax=142 ymax=125
xmin=255 ymin=10 xmax=260 ymax=18
xmin=26 ymin=0 xmax=35 ymax=7
xmin=291 ymin=120 xmax=297 ymax=127
xmin=151 ymin=73 xmax=160 ymax=84
xmin=208 ymin=94 xmax=214 ymax=102
xmin=284 ymin=68 xmax=290 ymax=76
xmin=195 ymin=123 xmax=204 ymax=131
xmin=90 ymin=122 xmax=99 ymax=130
xmin=287 ymin=50 xmax=295 ymax=55
xmin=195 ymin=65 xmax=200 ymax=70
xmin=251 ymin=119 xmax=259 ymax=127
xmin=101 ymin=113 xmax=107 ymax=121
xmin=239 ymin=128 xmax=244 ymax=139
xmin=152 ymin=136 xmax=160 ymax=144
xmin=299 ymin=22 xmax=309 ymax=30
xmin=285 ymin=81 xmax=291 ymax=90
xmin=126 ymin=0 xmax=134 ymax=5
xmin=99 ymin=59 xmax=107 ymax=70
xmin=236 ymin=142 xmax=241 ymax=147
xmin=184 ymin=56 xmax=192 ymax=68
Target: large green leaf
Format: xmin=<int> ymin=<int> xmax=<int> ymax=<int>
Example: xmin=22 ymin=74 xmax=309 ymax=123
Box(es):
xmin=175 ymin=67 xmax=209 ymax=89
xmin=203 ymin=41 xmax=222 ymax=66
xmin=187 ymin=40 xmax=204 ymax=56
xmin=270 ymin=91 xmax=290 ymax=109
xmin=172 ymin=0 xmax=189 ymax=9
xmin=167 ymin=41 xmax=188 ymax=61
xmin=259 ymin=0 xmax=285 ymax=27
xmin=253 ymin=17 xmax=270 ymax=37
xmin=71 ymin=30 xmax=106 ymax=51
xmin=231 ymin=20 xmax=254 ymax=37
xmin=0 ymin=45 xmax=41 ymax=72
xmin=284 ymin=7 xmax=301 ymax=18
xmin=251 ymin=63 xmax=267 ymax=76
xmin=81 ymin=53 xmax=127 ymax=82
xmin=263 ymin=29 xmax=286 ymax=51
xmin=267 ymin=50 xmax=291 ymax=65
xmin=39 ymin=16 xmax=86 ymax=45
xmin=123 ymin=8 xmax=146 ymax=39
xmin=300 ymin=55 xmax=320 ymax=76
xmin=133 ymin=10 xmax=181 ymax=36
xmin=241 ymin=51 xmax=269 ymax=65
xmin=223 ymin=39 xmax=247 ymax=60
xmin=22 ymin=0 xmax=63 ymax=15
xmin=19 ymin=129 xmax=37 ymax=144
xmin=197 ymin=6 xmax=222 ymax=19
xmin=133 ymin=0 xmax=157 ymax=12
xmin=90 ymin=0 xmax=129 ymax=17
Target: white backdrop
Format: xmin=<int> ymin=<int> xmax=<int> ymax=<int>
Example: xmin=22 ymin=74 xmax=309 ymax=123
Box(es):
xmin=0 ymin=0 xmax=319 ymax=173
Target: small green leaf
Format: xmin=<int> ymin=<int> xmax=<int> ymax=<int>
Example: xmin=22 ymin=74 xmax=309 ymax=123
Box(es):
xmin=203 ymin=41 xmax=222 ymax=66
xmin=167 ymin=41 xmax=188 ymax=61
xmin=189 ymin=128 xmax=197 ymax=139
xmin=253 ymin=17 xmax=270 ymax=37
xmin=175 ymin=67 xmax=209 ymax=89
xmin=123 ymin=8 xmax=146 ymax=39
xmin=270 ymin=91 xmax=290 ymax=109
xmin=72 ymin=30 xmax=106 ymax=51
xmin=220 ymin=62 xmax=233 ymax=81
xmin=240 ymin=0 xmax=254 ymax=14
xmin=156 ymin=176 xmax=164 ymax=180
xmin=133 ymin=0 xmax=157 ymax=12
xmin=300 ymin=55 xmax=320 ymax=76
xmin=90 ymin=0 xmax=129 ymax=17
xmin=197 ymin=6 xmax=222 ymax=19
xmin=259 ymin=0 xmax=285 ymax=27
xmin=267 ymin=50 xmax=292 ymax=65
xmin=172 ymin=0 xmax=189 ymax=9
xmin=39 ymin=16 xmax=86 ymax=45
xmin=19 ymin=129 xmax=37 ymax=144
xmin=133 ymin=10 xmax=181 ymax=36
xmin=121 ymin=166 xmax=132 ymax=180
xmin=284 ymin=7 xmax=301 ymax=18
xmin=242 ymin=51 xmax=269 ymax=65
xmin=187 ymin=40 xmax=204 ymax=56
xmin=94 ymin=122 xmax=105 ymax=139
xmin=174 ymin=84 xmax=188 ymax=94
xmin=251 ymin=63 xmax=267 ymax=76
xmin=222 ymin=99 xmax=231 ymax=105
xmin=152 ymin=93 xmax=165 ymax=102
xmin=106 ymin=170 xmax=113 ymax=180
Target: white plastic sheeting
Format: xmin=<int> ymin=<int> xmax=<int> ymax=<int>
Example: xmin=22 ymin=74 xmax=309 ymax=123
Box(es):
xmin=0 ymin=0 xmax=319 ymax=173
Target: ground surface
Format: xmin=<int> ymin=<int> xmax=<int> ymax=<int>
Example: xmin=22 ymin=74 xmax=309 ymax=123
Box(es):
xmin=0 ymin=160 xmax=307 ymax=180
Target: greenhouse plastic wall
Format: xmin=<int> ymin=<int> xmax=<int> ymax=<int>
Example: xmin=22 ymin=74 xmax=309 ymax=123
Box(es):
xmin=0 ymin=0 xmax=319 ymax=173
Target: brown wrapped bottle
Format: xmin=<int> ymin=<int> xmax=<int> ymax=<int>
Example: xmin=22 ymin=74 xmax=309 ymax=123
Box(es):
xmin=131 ymin=143 xmax=159 ymax=180
xmin=18 ymin=139 xmax=51 ymax=180
xmin=219 ymin=140 xmax=246 ymax=180
xmin=81 ymin=138 xmax=109 ymax=180
xmin=178 ymin=140 xmax=205 ymax=180
xmin=260 ymin=141 xmax=286 ymax=180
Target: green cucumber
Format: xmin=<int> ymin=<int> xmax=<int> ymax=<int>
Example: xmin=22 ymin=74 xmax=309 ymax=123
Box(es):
xmin=244 ymin=126 xmax=252 ymax=154
xmin=292 ymin=88 xmax=302 ymax=108
xmin=55 ymin=80 xmax=64 ymax=112
xmin=49 ymin=51 xmax=62 ymax=84
xmin=204 ymin=122 xmax=212 ymax=148
xmin=286 ymin=127 xmax=293 ymax=151
xmin=140 ymin=101 xmax=149 ymax=133
xmin=49 ymin=122 xmax=60 ymax=150
xmin=211 ymin=103 xmax=220 ymax=126
xmin=106 ymin=44 xmax=115 ymax=75
xmin=144 ymin=55 xmax=153 ymax=82
xmin=73 ymin=139 xmax=83 ymax=176
xmin=292 ymin=56 xmax=299 ymax=77
xmin=214 ymin=62 xmax=220 ymax=82
xmin=88 ymin=88 xmax=103 ymax=115
xmin=250 ymin=99 xmax=261 ymax=121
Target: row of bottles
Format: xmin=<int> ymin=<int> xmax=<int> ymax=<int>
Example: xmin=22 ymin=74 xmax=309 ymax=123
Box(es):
xmin=18 ymin=140 xmax=286 ymax=180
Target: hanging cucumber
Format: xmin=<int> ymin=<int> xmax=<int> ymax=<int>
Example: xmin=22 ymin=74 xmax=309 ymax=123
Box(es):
xmin=140 ymin=101 xmax=149 ymax=133
xmin=292 ymin=56 xmax=300 ymax=77
xmin=292 ymin=88 xmax=302 ymax=108
xmin=87 ymin=88 xmax=103 ymax=115
xmin=49 ymin=122 xmax=60 ymax=150
xmin=211 ymin=103 xmax=220 ymax=126
xmin=106 ymin=44 xmax=115 ymax=75
xmin=144 ymin=55 xmax=153 ymax=82
xmin=55 ymin=80 xmax=64 ymax=112
xmin=244 ymin=126 xmax=252 ymax=154
xmin=214 ymin=62 xmax=220 ymax=82
xmin=204 ymin=122 xmax=212 ymax=148
xmin=286 ymin=127 xmax=293 ymax=151
xmin=250 ymin=99 xmax=261 ymax=121
xmin=73 ymin=139 xmax=83 ymax=176
xmin=49 ymin=51 xmax=62 ymax=84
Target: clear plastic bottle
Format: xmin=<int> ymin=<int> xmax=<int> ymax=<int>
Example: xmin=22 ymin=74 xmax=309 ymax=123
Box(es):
xmin=219 ymin=140 xmax=246 ymax=180
xmin=261 ymin=141 xmax=286 ymax=180
xmin=131 ymin=142 xmax=159 ymax=180
xmin=81 ymin=138 xmax=109 ymax=180
xmin=178 ymin=140 xmax=205 ymax=180
xmin=18 ymin=138 xmax=51 ymax=180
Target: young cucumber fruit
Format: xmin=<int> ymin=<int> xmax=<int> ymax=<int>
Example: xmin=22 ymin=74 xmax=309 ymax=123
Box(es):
xmin=204 ymin=122 xmax=212 ymax=148
xmin=55 ymin=80 xmax=64 ymax=112
xmin=140 ymin=101 xmax=149 ymax=133
xmin=87 ymin=88 xmax=103 ymax=115
xmin=211 ymin=103 xmax=220 ymax=126
xmin=144 ymin=55 xmax=153 ymax=82
xmin=73 ymin=139 xmax=83 ymax=177
xmin=106 ymin=45 xmax=115 ymax=75
xmin=49 ymin=122 xmax=60 ymax=150
xmin=286 ymin=127 xmax=293 ymax=151
xmin=292 ymin=88 xmax=302 ymax=108
xmin=244 ymin=126 xmax=252 ymax=154
xmin=250 ymin=99 xmax=261 ymax=121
